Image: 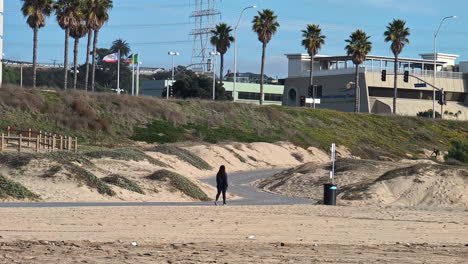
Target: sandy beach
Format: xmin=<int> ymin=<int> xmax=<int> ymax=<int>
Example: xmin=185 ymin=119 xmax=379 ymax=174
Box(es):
xmin=1 ymin=204 xmax=467 ymax=263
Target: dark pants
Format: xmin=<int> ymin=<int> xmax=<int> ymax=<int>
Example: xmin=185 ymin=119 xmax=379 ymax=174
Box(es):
xmin=216 ymin=186 xmax=227 ymax=204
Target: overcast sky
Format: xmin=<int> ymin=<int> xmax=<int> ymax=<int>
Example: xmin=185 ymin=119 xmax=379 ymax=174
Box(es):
xmin=4 ymin=0 xmax=468 ymax=78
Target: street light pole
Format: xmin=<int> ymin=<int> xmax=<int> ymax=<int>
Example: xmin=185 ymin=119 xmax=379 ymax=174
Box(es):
xmin=433 ymin=15 xmax=456 ymax=119
xmin=168 ymin=52 xmax=179 ymax=99
xmin=233 ymin=5 xmax=256 ymax=101
xmin=210 ymin=51 xmax=220 ymax=100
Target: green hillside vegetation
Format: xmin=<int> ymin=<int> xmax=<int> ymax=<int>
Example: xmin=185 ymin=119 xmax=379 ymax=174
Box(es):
xmin=0 ymin=85 xmax=467 ymax=160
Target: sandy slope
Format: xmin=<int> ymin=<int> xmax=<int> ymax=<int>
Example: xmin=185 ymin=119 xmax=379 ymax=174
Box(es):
xmin=0 ymin=142 xmax=329 ymax=202
xmin=255 ymin=159 xmax=468 ymax=208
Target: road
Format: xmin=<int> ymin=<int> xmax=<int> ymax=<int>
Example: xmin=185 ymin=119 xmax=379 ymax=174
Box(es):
xmin=0 ymin=168 xmax=313 ymax=208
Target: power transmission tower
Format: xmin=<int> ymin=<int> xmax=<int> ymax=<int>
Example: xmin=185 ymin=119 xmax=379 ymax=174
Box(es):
xmin=189 ymin=0 xmax=220 ymax=73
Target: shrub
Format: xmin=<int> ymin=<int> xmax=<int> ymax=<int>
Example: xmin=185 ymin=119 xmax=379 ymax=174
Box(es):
xmin=0 ymin=152 xmax=35 ymax=169
xmin=102 ymin=174 xmax=145 ymax=194
xmin=445 ymin=139 xmax=468 ymax=164
xmin=0 ymin=174 xmax=39 ymax=199
xmin=65 ymin=163 xmax=116 ymax=196
xmin=417 ymin=109 xmax=441 ymax=119
xmin=146 ymin=170 xmax=210 ymax=201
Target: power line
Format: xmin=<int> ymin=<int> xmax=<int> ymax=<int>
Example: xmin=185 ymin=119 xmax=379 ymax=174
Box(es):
xmin=5 ymin=40 xmax=192 ymax=47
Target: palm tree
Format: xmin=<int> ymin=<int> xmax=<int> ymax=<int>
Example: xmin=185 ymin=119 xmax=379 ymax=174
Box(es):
xmin=384 ymin=19 xmax=410 ymax=115
xmin=110 ymin=39 xmax=131 ymax=59
xmin=252 ymin=9 xmax=280 ymax=105
xmin=210 ymin=23 xmax=235 ymax=87
xmin=54 ymin=0 xmax=82 ymax=90
xmin=21 ymin=0 xmax=54 ymax=88
xmin=301 ymin=24 xmax=325 ymax=105
xmin=85 ymin=0 xmax=113 ymax=92
xmin=345 ymin=30 xmax=372 ymax=113
xmin=70 ymin=23 xmax=87 ymax=89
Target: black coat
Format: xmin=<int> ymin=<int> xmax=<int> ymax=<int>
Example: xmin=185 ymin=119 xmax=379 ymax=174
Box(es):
xmin=216 ymin=171 xmax=228 ymax=189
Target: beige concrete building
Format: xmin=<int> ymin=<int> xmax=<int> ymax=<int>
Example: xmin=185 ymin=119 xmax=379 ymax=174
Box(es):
xmin=284 ymin=53 xmax=468 ymax=120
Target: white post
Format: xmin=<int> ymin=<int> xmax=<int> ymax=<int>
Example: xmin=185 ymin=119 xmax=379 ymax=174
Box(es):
xmin=20 ymin=63 xmax=23 ymax=88
xmin=331 ymin=143 xmax=336 ymax=185
xmin=234 ymin=6 xmax=256 ymax=102
xmin=210 ymin=51 xmax=219 ymax=100
xmin=433 ymin=16 xmax=456 ymax=119
xmin=131 ymin=62 xmax=135 ymax=96
xmin=433 ymin=34 xmax=437 ymax=119
xmin=117 ymin=50 xmax=120 ymax=94
xmin=136 ymin=61 xmax=140 ymax=96
xmin=167 ymin=52 xmax=179 ymax=99
xmin=212 ymin=54 xmax=216 ymax=100
xmin=170 ymin=54 xmax=174 ymax=99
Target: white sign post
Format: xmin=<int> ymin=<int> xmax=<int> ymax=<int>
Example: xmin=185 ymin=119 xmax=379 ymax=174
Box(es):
xmin=306 ymin=98 xmax=321 ymax=104
xmin=330 ymin=143 xmax=336 ymax=184
xmin=112 ymin=87 xmax=124 ymax=95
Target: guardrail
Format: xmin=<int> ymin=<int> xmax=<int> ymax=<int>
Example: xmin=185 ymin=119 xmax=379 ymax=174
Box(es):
xmin=0 ymin=127 xmax=78 ymax=153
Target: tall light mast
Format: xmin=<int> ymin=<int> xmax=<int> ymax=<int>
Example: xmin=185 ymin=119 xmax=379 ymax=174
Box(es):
xmin=190 ymin=0 xmax=220 ymax=73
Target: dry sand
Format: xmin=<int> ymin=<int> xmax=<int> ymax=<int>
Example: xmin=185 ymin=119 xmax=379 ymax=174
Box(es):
xmin=0 ymin=205 xmax=467 ymax=263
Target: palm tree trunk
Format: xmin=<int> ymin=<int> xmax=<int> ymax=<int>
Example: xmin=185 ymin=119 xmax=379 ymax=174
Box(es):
xmin=63 ymin=27 xmax=70 ymax=90
xmin=73 ymin=37 xmax=79 ymax=90
xmin=84 ymin=29 xmax=92 ymax=91
xmin=220 ymin=53 xmax=224 ymax=86
xmin=91 ymin=29 xmax=99 ymax=92
xmin=355 ymin=64 xmax=360 ymax=113
xmin=32 ymin=25 xmax=39 ymax=88
xmin=260 ymin=42 xmax=266 ymax=105
xmin=393 ymin=56 xmax=398 ymax=114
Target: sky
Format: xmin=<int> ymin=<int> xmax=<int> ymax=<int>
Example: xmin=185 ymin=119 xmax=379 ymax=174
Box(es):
xmin=4 ymin=0 xmax=468 ymax=78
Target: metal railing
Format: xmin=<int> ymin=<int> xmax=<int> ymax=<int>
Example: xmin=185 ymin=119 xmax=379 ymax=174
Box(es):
xmin=365 ymin=67 xmax=464 ymax=80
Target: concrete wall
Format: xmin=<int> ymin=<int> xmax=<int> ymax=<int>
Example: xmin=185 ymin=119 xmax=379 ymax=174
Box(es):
xmin=365 ymin=71 xmax=466 ymax=93
xmin=283 ymin=70 xmax=369 ymax=113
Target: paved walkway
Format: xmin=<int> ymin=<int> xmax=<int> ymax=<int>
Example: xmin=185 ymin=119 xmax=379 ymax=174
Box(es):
xmin=0 ymin=169 xmax=314 ymax=208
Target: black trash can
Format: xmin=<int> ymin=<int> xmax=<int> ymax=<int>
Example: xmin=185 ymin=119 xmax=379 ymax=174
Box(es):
xmin=323 ymin=184 xmax=338 ymax=206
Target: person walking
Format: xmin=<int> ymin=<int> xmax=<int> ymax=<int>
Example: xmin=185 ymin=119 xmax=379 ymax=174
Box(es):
xmin=215 ymin=165 xmax=228 ymax=206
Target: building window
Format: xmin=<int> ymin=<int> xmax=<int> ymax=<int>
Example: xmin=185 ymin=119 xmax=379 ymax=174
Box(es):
xmin=238 ymin=92 xmax=283 ymax=102
xmin=369 ymin=87 xmax=467 ymax=102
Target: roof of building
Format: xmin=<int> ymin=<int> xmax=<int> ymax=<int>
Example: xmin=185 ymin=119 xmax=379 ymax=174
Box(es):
xmin=285 ymin=54 xmax=450 ymax=65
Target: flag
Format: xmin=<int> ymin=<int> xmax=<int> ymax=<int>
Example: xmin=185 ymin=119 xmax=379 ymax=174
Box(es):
xmin=124 ymin=54 xmax=139 ymax=65
xmin=102 ymin=53 xmax=119 ymax=63
xmin=124 ymin=54 xmax=133 ymax=65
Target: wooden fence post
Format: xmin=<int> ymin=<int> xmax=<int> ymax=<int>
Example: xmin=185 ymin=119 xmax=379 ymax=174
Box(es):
xmin=68 ymin=137 xmax=72 ymax=151
xmin=28 ymin=128 xmax=32 ymax=147
xmin=74 ymin=137 xmax=78 ymax=152
xmin=36 ymin=135 xmax=40 ymax=152
xmin=7 ymin=126 xmax=10 ymax=145
xmin=52 ymin=135 xmax=56 ymax=152
xmin=18 ymin=134 xmax=22 ymax=152
xmin=59 ymin=136 xmax=63 ymax=150
xmin=0 ymin=133 xmax=3 ymax=152
xmin=48 ymin=134 xmax=52 ymax=151
xmin=39 ymin=131 xmax=42 ymax=150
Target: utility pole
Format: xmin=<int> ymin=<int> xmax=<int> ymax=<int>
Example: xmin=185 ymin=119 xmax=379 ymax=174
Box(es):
xmin=0 ymin=0 xmax=4 ymax=87
xmin=20 ymin=63 xmax=23 ymax=88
